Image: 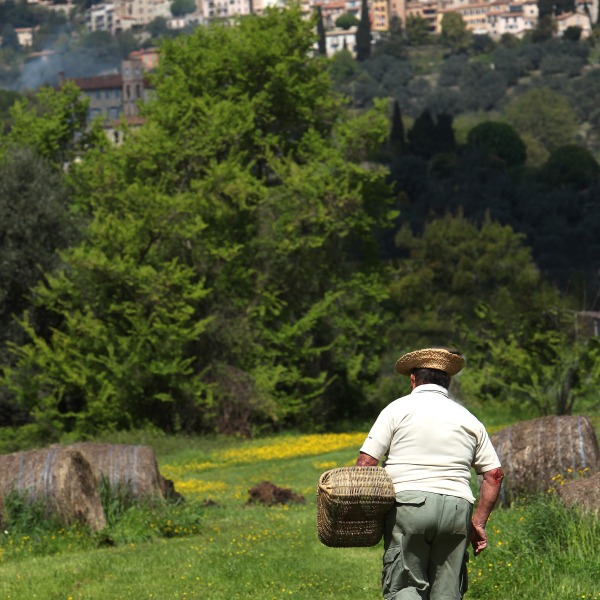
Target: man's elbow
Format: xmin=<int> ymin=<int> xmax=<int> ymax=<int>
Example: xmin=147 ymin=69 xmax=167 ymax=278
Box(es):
xmin=355 ymin=452 xmax=379 ymax=467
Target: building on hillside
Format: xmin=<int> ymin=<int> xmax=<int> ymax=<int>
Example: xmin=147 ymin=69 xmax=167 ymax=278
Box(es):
xmin=576 ymin=0 xmax=598 ymax=23
xmin=487 ymin=0 xmax=537 ymax=35
xmin=86 ymin=2 xmax=137 ymax=34
xmin=152 ymin=0 xmax=172 ymax=18
xmin=406 ymin=0 xmax=437 ymax=32
xmin=57 ymin=59 xmax=150 ymax=121
xmin=388 ymin=0 xmax=406 ymax=29
xmin=15 ymin=27 xmax=37 ymax=46
xmin=38 ymin=0 xmax=76 ymax=12
xmin=372 ymin=0 xmax=390 ymax=30
xmin=438 ymin=1 xmax=495 ymax=33
xmin=314 ymin=0 xmax=347 ymax=28
xmin=556 ymin=10 xmax=592 ymax=37
xmin=345 ymin=0 xmax=360 ymax=17
xmin=319 ymin=27 xmax=357 ymax=55
xmin=130 ymin=47 xmax=159 ymax=70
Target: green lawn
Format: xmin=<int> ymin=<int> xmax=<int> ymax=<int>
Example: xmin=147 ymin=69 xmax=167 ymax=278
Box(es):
xmin=1 ymin=432 xmax=599 ymax=600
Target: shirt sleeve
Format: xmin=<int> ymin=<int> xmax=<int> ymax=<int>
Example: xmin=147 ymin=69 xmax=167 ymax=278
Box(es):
xmin=472 ymin=423 xmax=502 ymax=474
xmin=360 ymin=407 xmax=393 ymax=461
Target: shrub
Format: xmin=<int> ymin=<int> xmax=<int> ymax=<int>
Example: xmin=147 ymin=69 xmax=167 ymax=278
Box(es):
xmin=335 ymin=13 xmax=359 ymax=30
xmin=540 ymin=144 xmax=600 ymax=189
xmin=467 ymin=121 xmax=527 ymax=167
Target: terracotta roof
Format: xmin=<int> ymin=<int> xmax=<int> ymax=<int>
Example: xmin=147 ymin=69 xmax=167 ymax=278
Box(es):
xmin=101 ymin=115 xmax=147 ymax=128
xmin=555 ymin=11 xmax=577 ymax=19
xmin=71 ymin=73 xmax=123 ymax=91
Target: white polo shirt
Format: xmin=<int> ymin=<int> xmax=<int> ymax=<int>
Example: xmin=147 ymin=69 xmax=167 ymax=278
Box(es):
xmin=360 ymin=383 xmax=501 ymax=504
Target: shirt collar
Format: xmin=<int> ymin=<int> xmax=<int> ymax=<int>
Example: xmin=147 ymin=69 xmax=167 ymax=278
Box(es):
xmin=411 ymin=383 xmax=449 ymax=397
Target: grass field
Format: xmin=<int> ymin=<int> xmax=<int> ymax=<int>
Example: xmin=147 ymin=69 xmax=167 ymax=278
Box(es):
xmin=1 ymin=430 xmax=599 ymax=600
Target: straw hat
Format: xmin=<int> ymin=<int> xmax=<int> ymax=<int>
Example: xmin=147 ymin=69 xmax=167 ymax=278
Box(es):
xmin=395 ymin=348 xmax=465 ymax=377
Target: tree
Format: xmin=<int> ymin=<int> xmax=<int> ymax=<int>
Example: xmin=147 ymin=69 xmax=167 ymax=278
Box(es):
xmin=316 ymin=6 xmax=327 ymax=54
xmin=335 ymin=13 xmax=359 ymax=30
xmin=0 ymin=147 xmax=77 ymax=427
xmin=531 ymin=14 xmax=557 ymax=42
xmin=504 ymin=87 xmax=577 ymax=153
xmin=564 ymin=25 xmax=582 ymax=40
xmin=467 ymin=121 xmax=527 ymax=167
xmin=440 ymin=12 xmax=471 ymax=52
xmin=4 ymin=82 xmax=106 ymax=168
xmin=435 ymin=113 xmax=456 ymax=154
xmin=356 ymin=0 xmax=371 ymax=61
xmin=389 ymin=99 xmax=405 ymax=155
xmin=1 ymin=6 xmax=395 ymax=436
xmin=406 ymin=15 xmax=430 ymax=46
xmin=329 ymin=48 xmax=358 ymax=84
xmin=170 ymin=0 xmax=195 ymax=16
xmin=146 ymin=16 xmax=169 ymax=38
xmin=407 ymin=109 xmax=436 ymax=159
xmin=1 ymin=25 xmax=21 ymax=52
xmin=540 ymin=145 xmax=600 ymax=189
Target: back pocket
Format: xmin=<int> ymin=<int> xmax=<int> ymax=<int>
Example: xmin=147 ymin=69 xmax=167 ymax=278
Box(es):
xmin=452 ymin=500 xmax=472 ymax=535
xmin=395 ymin=494 xmax=427 ymax=534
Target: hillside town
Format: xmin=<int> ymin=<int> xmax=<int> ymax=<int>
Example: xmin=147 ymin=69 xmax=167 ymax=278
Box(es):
xmin=13 ymin=0 xmax=598 ymax=54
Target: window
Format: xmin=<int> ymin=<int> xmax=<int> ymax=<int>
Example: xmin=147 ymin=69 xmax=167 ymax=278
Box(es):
xmin=115 ymin=89 xmax=120 ymax=98
xmin=127 ymin=85 xmax=131 ymax=99
xmin=125 ymin=68 xmax=130 ymax=76
xmin=105 ymin=90 xmax=110 ymax=99
xmin=135 ymin=68 xmax=140 ymax=75
xmin=136 ymin=84 xmax=141 ymax=98
xmin=114 ymin=131 xmax=119 ymax=144
xmin=96 ymin=91 xmax=101 ymax=99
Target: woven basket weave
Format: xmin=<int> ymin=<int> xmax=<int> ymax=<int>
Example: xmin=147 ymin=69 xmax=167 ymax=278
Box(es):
xmin=317 ymin=466 xmax=395 ymax=548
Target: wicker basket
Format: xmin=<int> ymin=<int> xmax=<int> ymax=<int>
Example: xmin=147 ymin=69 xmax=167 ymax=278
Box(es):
xmin=317 ymin=466 xmax=395 ymax=548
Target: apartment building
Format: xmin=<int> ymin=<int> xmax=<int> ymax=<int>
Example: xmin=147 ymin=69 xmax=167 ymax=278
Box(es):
xmin=130 ymin=47 xmax=159 ymax=69
xmin=388 ymin=0 xmax=406 ymax=27
xmin=86 ymin=3 xmax=137 ymax=34
xmin=14 ymin=27 xmax=37 ymax=46
xmin=314 ymin=0 xmax=346 ymax=28
xmin=406 ymin=0 xmax=437 ymax=32
xmin=487 ymin=0 xmax=537 ymax=35
xmin=372 ymin=0 xmax=390 ymax=30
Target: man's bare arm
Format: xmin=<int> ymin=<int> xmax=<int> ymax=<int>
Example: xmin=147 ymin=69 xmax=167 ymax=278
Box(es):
xmin=355 ymin=451 xmax=379 ymax=466
xmin=470 ymin=467 xmax=504 ymax=556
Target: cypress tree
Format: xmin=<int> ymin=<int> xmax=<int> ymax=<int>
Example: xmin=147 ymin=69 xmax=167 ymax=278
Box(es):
xmin=356 ymin=0 xmax=371 ymax=61
xmin=407 ymin=109 xmax=436 ymax=159
xmin=389 ymin=100 xmax=405 ymax=155
xmin=316 ymin=6 xmax=327 ymax=56
xmin=434 ymin=113 xmax=456 ymax=155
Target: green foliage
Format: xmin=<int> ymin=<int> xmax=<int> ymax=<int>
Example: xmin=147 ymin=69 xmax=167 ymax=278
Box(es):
xmin=504 ymin=87 xmax=577 ymax=153
xmin=329 ymin=48 xmax=358 ymax=84
xmin=389 ymin=99 xmax=405 ymax=155
xmin=440 ymin=12 xmax=471 ymax=52
xmin=335 ymin=12 xmax=359 ymax=30
xmin=170 ymin=0 xmax=195 ymax=16
xmin=316 ymin=7 xmax=326 ymax=54
xmin=532 ymin=15 xmax=558 ymax=42
xmin=356 ymin=0 xmax=371 ymax=61
xmin=540 ymin=144 xmax=600 ymax=189
xmin=2 ymin=82 xmax=106 ymax=168
xmin=500 ymin=32 xmax=519 ymax=49
xmin=467 ymin=121 xmax=527 ymax=167
xmin=407 ymin=109 xmax=455 ymax=159
xmin=1 ymin=7 xmax=395 ymax=436
xmin=1 ymin=25 xmax=21 ymax=52
xmin=146 ymin=16 xmax=169 ymax=38
xmin=564 ymin=25 xmax=583 ymax=40
xmin=406 ymin=15 xmax=430 ymax=46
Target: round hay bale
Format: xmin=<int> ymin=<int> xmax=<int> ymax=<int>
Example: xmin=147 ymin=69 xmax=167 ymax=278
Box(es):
xmin=73 ymin=443 xmax=164 ymax=499
xmin=556 ymin=472 xmax=600 ymax=514
xmin=490 ymin=415 xmax=600 ymax=502
xmin=0 ymin=446 xmax=105 ymax=531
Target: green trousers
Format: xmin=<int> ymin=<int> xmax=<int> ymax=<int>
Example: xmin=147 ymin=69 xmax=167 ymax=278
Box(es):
xmin=381 ymin=491 xmax=472 ymax=600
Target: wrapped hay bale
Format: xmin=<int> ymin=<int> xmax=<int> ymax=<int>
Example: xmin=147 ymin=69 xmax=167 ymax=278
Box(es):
xmin=73 ymin=443 xmax=164 ymax=499
xmin=557 ymin=472 xmax=600 ymax=514
xmin=317 ymin=466 xmax=395 ymax=548
xmin=490 ymin=415 xmax=600 ymax=502
xmin=0 ymin=447 xmax=105 ymax=531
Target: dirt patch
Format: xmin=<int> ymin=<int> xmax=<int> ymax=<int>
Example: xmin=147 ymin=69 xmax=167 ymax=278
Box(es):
xmin=201 ymin=499 xmax=219 ymax=507
xmin=247 ymin=481 xmax=305 ymax=506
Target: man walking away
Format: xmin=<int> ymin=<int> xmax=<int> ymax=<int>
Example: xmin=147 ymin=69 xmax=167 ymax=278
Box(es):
xmin=356 ymin=348 xmax=503 ymax=600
